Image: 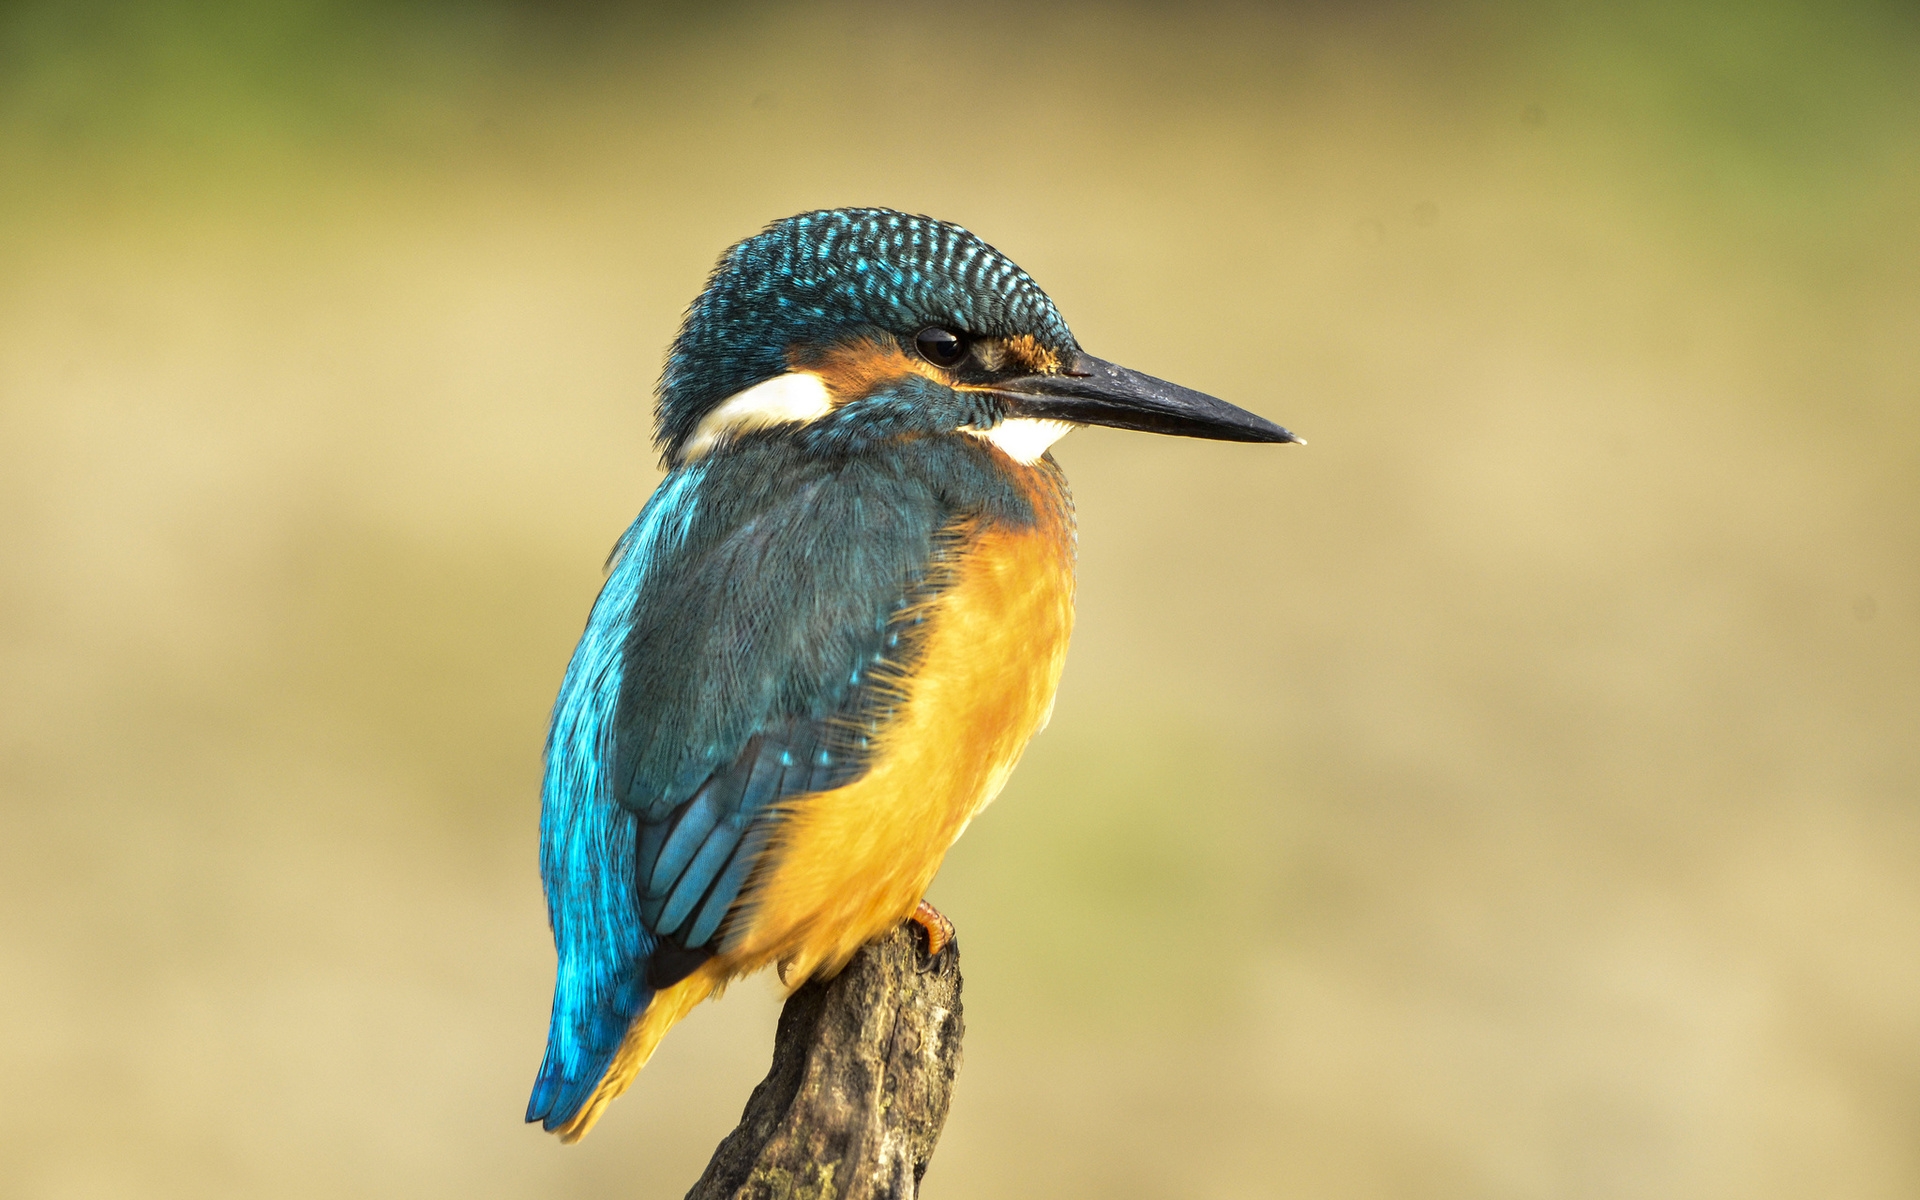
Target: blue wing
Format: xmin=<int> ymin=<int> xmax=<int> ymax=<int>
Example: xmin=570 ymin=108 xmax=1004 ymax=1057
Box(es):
xmin=529 ymin=435 xmax=1028 ymax=1132
xmin=634 ymin=716 xmax=854 ymax=977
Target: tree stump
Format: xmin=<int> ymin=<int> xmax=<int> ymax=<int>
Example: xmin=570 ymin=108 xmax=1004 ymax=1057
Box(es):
xmin=685 ymin=923 xmax=965 ymax=1200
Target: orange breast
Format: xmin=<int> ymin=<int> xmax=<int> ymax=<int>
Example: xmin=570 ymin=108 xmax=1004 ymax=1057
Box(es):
xmin=724 ymin=471 xmax=1076 ymax=983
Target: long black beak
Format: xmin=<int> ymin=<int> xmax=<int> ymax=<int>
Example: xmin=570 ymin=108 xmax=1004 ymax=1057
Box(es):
xmin=989 ymin=351 xmax=1301 ymax=444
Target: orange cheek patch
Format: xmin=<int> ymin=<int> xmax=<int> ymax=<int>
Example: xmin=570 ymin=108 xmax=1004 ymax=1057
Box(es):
xmin=1001 ymin=333 xmax=1061 ymax=374
xmin=789 ymin=338 xmax=948 ymax=402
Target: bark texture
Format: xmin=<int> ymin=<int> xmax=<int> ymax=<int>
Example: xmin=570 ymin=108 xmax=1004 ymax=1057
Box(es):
xmin=685 ymin=923 xmax=964 ymax=1200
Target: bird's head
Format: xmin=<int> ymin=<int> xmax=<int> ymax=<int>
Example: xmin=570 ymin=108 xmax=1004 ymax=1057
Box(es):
xmin=656 ymin=208 xmax=1299 ymax=465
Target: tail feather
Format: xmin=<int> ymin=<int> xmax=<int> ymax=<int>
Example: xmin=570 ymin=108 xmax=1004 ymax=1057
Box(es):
xmin=543 ymin=963 xmax=724 ymax=1143
xmin=526 ymin=969 xmax=650 ymax=1132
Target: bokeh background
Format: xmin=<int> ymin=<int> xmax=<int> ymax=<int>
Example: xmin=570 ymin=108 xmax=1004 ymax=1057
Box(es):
xmin=3 ymin=1 xmax=1917 ymax=1196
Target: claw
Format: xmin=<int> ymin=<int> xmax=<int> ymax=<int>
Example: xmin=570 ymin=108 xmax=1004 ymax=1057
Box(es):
xmin=908 ymin=899 xmax=954 ymax=958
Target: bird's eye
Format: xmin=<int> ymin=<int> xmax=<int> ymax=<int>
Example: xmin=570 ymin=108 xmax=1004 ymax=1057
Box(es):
xmin=913 ymin=327 xmax=970 ymax=369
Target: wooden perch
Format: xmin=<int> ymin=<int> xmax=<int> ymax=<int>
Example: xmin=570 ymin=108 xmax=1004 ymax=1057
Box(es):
xmin=686 ymin=923 xmax=965 ymax=1200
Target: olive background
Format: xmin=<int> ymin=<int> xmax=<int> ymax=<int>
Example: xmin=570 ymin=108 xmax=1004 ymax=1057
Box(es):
xmin=2 ymin=2 xmax=1916 ymax=1197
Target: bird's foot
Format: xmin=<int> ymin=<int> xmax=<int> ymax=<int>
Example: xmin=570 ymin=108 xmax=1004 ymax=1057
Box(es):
xmin=907 ymin=899 xmax=955 ymax=961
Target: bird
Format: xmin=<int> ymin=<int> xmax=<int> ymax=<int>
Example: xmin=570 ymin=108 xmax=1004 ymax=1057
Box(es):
xmin=526 ymin=207 xmax=1299 ymax=1141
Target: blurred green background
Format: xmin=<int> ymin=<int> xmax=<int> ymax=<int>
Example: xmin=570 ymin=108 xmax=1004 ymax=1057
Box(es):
xmin=3 ymin=1 xmax=1917 ymax=1196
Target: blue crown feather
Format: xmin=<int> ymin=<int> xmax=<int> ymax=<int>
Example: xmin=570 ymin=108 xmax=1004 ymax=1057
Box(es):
xmin=656 ymin=208 xmax=1077 ymax=459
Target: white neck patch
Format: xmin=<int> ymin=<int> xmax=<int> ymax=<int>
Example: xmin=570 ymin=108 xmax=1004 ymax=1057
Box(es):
xmin=966 ymin=417 xmax=1074 ymax=464
xmin=679 ymin=372 xmax=834 ymax=462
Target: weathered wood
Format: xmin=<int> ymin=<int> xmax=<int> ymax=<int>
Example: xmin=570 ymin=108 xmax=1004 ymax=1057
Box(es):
xmin=685 ymin=923 xmax=964 ymax=1200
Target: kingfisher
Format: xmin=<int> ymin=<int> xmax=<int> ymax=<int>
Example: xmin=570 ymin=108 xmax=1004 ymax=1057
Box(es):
xmin=526 ymin=208 xmax=1299 ymax=1141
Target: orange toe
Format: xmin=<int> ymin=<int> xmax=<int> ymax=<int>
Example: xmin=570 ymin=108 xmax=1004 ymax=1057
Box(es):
xmin=908 ymin=899 xmax=955 ymax=957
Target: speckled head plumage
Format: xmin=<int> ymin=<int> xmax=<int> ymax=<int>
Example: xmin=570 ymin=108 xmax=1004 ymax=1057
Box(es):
xmin=656 ymin=208 xmax=1078 ymax=459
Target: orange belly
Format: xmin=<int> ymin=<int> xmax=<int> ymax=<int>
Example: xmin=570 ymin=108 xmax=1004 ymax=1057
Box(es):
xmin=726 ymin=508 xmax=1076 ymax=982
